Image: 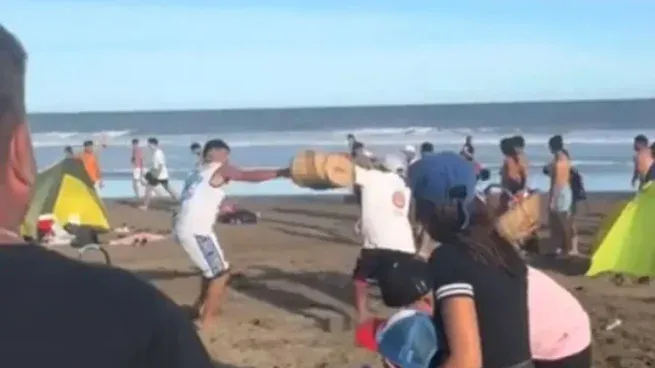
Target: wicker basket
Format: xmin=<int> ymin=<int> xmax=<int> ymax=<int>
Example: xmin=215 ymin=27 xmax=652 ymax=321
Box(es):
xmin=290 ymin=150 xmax=329 ymax=188
xmin=324 ymin=153 xmax=354 ymax=188
xmin=494 ymin=193 xmax=541 ymax=247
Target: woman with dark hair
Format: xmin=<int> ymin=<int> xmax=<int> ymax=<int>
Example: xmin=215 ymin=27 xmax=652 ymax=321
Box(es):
xmin=373 ymin=152 xmax=591 ymax=368
xmin=378 ymin=152 xmax=532 ymax=368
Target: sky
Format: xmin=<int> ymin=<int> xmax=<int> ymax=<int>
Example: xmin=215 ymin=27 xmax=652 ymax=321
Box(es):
xmin=2 ymin=0 xmax=655 ymax=112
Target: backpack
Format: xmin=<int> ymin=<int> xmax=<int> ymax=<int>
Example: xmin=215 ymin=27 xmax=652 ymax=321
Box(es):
xmin=570 ymin=168 xmax=586 ymax=201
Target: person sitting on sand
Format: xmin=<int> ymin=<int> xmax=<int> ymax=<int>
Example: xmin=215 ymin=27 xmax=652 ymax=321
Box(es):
xmin=351 ymin=154 xmax=415 ymax=324
xmin=140 ymin=137 xmax=178 ymax=210
xmin=546 ymin=135 xmax=575 ymax=256
xmin=631 ymin=134 xmax=650 ymax=189
xmin=0 ymin=24 xmax=214 ymax=367
xmin=174 ymin=139 xmax=289 ymax=330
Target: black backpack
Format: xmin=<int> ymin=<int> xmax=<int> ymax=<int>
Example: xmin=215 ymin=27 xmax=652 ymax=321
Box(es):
xmin=570 ymin=168 xmax=586 ymax=201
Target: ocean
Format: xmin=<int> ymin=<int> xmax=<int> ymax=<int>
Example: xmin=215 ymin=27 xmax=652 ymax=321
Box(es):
xmin=28 ymin=98 xmax=655 ymax=198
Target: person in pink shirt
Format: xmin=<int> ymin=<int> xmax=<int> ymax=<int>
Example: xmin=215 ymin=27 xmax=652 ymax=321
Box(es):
xmin=528 ymin=267 xmax=591 ymax=367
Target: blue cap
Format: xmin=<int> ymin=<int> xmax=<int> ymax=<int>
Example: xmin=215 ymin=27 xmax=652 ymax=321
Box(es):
xmin=408 ymin=151 xmax=477 ymax=206
xmin=376 ymin=309 xmax=440 ymax=368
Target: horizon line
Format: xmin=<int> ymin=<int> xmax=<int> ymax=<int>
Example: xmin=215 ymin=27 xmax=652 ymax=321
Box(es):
xmin=28 ymin=96 xmax=655 ymax=115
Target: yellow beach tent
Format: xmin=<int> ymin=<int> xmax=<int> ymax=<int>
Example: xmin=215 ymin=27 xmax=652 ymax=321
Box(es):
xmin=20 ymin=158 xmax=110 ymax=239
xmin=587 ymin=183 xmax=655 ymax=278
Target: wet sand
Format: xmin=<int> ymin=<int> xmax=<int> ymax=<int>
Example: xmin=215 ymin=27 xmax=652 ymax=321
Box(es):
xmin=56 ymin=193 xmax=655 ymax=367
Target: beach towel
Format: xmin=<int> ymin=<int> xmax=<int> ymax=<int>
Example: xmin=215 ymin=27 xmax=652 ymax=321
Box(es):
xmin=587 ymin=183 xmax=655 ymax=278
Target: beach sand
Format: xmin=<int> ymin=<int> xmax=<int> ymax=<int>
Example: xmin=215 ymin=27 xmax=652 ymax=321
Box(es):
xmin=56 ymin=193 xmax=655 ymax=367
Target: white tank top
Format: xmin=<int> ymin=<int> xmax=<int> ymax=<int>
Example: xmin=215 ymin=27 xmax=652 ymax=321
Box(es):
xmin=175 ymin=162 xmax=226 ymax=234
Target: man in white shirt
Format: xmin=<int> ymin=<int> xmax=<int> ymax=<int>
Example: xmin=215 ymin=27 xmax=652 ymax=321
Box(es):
xmin=140 ymin=137 xmax=178 ymax=210
xmin=351 ymin=154 xmax=416 ymax=323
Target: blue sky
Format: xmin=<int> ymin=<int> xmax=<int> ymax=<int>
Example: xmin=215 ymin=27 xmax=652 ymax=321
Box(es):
xmin=2 ymin=0 xmax=655 ymax=112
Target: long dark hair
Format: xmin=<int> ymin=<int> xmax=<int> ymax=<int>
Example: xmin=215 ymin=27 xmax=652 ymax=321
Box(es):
xmin=415 ymin=197 xmax=526 ymax=277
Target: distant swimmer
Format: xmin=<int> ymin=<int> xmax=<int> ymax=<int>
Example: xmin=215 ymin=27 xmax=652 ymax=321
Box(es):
xmin=174 ymin=139 xmax=289 ymax=330
xmin=130 ymin=138 xmax=144 ymax=199
xmin=547 ymin=135 xmax=574 ymax=256
xmin=459 ymin=135 xmax=475 ymax=161
xmin=140 ymin=137 xmax=177 ymax=210
xmin=632 ymin=134 xmax=650 ymax=189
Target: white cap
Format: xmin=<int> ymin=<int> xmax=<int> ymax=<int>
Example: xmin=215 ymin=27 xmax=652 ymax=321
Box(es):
xmin=381 ymin=154 xmax=406 ymax=173
xmin=402 ymin=145 xmax=416 ymax=154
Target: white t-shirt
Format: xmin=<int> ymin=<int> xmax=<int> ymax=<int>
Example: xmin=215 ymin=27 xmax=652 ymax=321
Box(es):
xmin=175 ymin=162 xmax=226 ymax=234
xmin=355 ymin=166 xmax=415 ymax=253
xmin=150 ymin=147 xmax=169 ymax=180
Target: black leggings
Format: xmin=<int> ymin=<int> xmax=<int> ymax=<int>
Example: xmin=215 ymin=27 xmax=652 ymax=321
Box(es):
xmin=533 ymin=346 xmax=591 ymax=368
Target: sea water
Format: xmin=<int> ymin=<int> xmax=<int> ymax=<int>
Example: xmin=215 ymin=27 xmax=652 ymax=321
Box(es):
xmin=29 ymin=99 xmax=655 ymax=198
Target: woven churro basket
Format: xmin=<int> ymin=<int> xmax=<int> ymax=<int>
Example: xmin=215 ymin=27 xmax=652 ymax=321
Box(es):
xmin=494 ymin=192 xmax=541 ymax=247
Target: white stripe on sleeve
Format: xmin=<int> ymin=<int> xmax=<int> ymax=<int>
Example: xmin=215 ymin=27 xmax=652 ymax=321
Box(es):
xmin=435 ymin=282 xmax=474 ymax=300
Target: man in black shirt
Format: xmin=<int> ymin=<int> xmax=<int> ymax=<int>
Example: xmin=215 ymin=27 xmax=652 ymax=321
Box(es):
xmin=0 ymin=24 xmax=214 ymax=368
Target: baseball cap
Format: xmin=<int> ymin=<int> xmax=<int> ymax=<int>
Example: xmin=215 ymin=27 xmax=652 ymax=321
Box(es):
xmin=376 ymin=253 xmax=433 ymax=308
xmin=408 ymin=151 xmax=477 ymax=206
xmin=402 ymin=145 xmax=417 ymax=154
xmin=377 ymin=309 xmax=440 ymax=368
xmin=382 ymin=154 xmax=406 ymax=173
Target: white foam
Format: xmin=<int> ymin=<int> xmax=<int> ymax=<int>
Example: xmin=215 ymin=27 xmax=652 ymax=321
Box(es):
xmin=29 ymin=127 xmax=655 ymax=148
xmin=97 ymin=171 xmax=635 ymax=199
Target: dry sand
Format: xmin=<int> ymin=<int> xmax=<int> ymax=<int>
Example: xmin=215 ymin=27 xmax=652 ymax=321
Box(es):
xmin=57 ymin=194 xmax=655 ymax=367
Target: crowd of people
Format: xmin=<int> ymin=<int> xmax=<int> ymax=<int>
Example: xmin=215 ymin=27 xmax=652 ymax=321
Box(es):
xmin=5 ymin=22 xmax=655 ymax=367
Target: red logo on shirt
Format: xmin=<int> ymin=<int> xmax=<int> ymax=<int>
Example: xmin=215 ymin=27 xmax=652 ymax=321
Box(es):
xmin=392 ymin=191 xmax=406 ymax=209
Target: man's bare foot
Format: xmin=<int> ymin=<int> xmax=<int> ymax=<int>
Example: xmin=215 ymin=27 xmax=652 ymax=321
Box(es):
xmin=138 ymin=205 xmax=148 ymax=211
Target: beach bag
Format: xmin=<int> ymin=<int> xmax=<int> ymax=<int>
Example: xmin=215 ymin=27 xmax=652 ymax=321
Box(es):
xmin=290 ymin=150 xmax=354 ymax=189
xmin=495 ymin=191 xmax=541 ymax=247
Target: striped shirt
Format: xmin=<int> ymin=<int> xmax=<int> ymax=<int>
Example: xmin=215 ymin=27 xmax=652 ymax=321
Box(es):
xmin=429 ymin=243 xmax=531 ymax=368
